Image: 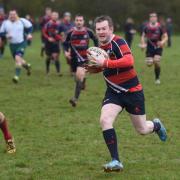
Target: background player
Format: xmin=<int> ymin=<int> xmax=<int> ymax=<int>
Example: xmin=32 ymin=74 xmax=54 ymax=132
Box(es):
xmin=140 ymin=12 xmax=168 ymax=84
xmin=0 ymin=9 xmax=33 ymax=83
xmin=42 ymin=11 xmax=62 ymax=75
xmin=63 ymin=14 xmax=98 ymax=107
xmin=60 ymin=12 xmax=75 ymax=75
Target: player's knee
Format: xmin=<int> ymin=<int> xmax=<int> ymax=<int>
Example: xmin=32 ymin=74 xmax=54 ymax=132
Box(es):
xmin=100 ymin=116 xmax=113 ymax=129
xmin=145 ymin=58 xmax=153 ymax=66
xmin=0 ymin=112 xmax=5 ymax=123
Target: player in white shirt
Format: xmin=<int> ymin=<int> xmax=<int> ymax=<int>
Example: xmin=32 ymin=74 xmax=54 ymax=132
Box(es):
xmin=0 ymin=10 xmax=33 ymax=83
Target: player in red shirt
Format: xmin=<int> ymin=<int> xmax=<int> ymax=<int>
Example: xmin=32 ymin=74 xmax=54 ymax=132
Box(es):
xmin=87 ymin=15 xmax=167 ymax=172
xmin=140 ymin=13 xmax=168 ymax=84
xmin=42 ymin=11 xmax=62 ymax=75
xmin=64 ymin=14 xmax=98 ymax=107
xmin=0 ymin=112 xmax=16 ymax=153
xmin=0 ymin=8 xmax=7 ymax=57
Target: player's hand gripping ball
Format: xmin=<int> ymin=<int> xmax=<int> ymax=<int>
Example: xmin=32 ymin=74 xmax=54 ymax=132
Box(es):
xmin=86 ymin=47 xmax=109 ymax=73
xmin=87 ymin=47 xmax=109 ymax=67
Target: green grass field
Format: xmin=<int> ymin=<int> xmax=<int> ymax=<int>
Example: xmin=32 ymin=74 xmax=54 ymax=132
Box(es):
xmin=0 ymin=32 xmax=179 ymax=180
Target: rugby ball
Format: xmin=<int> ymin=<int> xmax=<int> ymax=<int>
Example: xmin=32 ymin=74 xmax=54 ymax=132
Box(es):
xmin=87 ymin=47 xmax=109 ymax=63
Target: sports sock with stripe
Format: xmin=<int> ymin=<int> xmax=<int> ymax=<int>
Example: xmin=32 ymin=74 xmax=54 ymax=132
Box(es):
xmin=103 ymin=128 xmax=120 ymax=161
xmin=0 ymin=118 xmax=12 ymax=140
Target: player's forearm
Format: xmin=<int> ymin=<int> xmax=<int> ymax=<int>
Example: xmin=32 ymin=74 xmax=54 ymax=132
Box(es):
xmin=161 ymin=33 xmax=168 ymax=45
xmin=141 ymin=35 xmax=146 ymax=44
xmin=103 ymin=54 xmax=134 ymax=68
xmin=42 ymin=29 xmax=50 ymax=40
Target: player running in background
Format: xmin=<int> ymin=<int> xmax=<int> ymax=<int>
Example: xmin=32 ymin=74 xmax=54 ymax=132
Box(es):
xmin=60 ymin=12 xmax=75 ymax=75
xmin=87 ymin=15 xmax=167 ymax=172
xmin=0 ymin=112 xmax=16 ymax=153
xmin=63 ymin=14 xmax=98 ymax=107
xmin=42 ymin=11 xmax=62 ymax=76
xmin=39 ymin=7 xmax=52 ymax=57
xmin=124 ymin=17 xmax=136 ymax=48
xmin=0 ymin=8 xmax=7 ymax=58
xmin=140 ymin=13 xmax=168 ymax=84
xmin=0 ymin=9 xmax=33 ymax=83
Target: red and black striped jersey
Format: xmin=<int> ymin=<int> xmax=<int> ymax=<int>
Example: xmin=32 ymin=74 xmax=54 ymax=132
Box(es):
xmin=42 ymin=20 xmax=62 ymax=42
xmin=64 ymin=27 xmax=98 ymax=60
xmin=101 ymin=35 xmax=142 ymax=93
xmin=143 ymin=22 xmax=166 ymax=47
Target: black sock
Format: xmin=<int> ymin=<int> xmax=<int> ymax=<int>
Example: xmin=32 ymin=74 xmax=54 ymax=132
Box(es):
xmin=55 ymin=60 xmax=60 ymax=73
xmin=41 ymin=47 xmax=45 ymax=56
xmin=153 ymin=121 xmax=161 ymax=132
xmin=0 ymin=46 xmax=4 ymax=55
xmin=103 ymin=128 xmax=119 ymax=161
xmin=74 ymin=81 xmax=82 ymax=100
xmin=154 ymin=66 xmax=160 ymax=80
xmin=82 ymin=78 xmax=86 ymax=90
xmin=46 ymin=58 xmax=51 ymax=73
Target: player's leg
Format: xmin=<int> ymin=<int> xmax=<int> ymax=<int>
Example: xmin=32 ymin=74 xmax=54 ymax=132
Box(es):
xmin=52 ymin=45 xmax=62 ymax=76
xmin=126 ymin=91 xmax=167 ymax=141
xmin=40 ymin=35 xmax=45 ymax=57
xmin=0 ymin=112 xmax=16 ymax=153
xmin=154 ymin=55 xmax=161 ymax=84
xmin=145 ymin=57 xmax=154 ymax=67
xmin=17 ymin=55 xmax=31 ymax=75
xmin=130 ymin=114 xmax=167 ymax=141
xmin=100 ymin=103 xmax=124 ymax=172
xmin=69 ymin=66 xmax=86 ymax=107
xmin=44 ymin=42 xmax=51 ymax=75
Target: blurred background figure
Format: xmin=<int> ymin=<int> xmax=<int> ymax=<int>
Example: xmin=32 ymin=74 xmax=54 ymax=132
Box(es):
xmin=166 ymin=17 xmax=173 ymax=47
xmin=39 ymin=7 xmax=52 ymax=57
xmin=60 ymin=12 xmax=75 ymax=75
xmin=25 ymin=14 xmax=34 ymax=46
xmin=0 ymin=7 xmax=6 ymax=58
xmin=124 ymin=17 xmax=136 ymax=48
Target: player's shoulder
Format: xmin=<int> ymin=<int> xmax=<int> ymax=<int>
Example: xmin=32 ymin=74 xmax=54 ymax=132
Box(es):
xmin=112 ymin=35 xmax=127 ymax=46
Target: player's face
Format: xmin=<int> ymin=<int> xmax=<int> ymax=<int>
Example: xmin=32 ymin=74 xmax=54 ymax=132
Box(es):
xmin=64 ymin=15 xmax=71 ymax=22
xmin=51 ymin=12 xmax=59 ymax=21
xmin=46 ymin=9 xmax=52 ymax=16
xmin=95 ymin=20 xmax=113 ymax=44
xmin=149 ymin=14 xmax=157 ymax=24
xmin=75 ymin=16 xmax=84 ymax=29
xmin=9 ymin=11 xmax=18 ymax=22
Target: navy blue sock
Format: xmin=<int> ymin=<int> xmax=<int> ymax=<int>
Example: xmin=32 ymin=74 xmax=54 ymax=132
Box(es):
xmin=153 ymin=121 xmax=161 ymax=132
xmin=154 ymin=66 xmax=160 ymax=80
xmin=103 ymin=128 xmax=119 ymax=161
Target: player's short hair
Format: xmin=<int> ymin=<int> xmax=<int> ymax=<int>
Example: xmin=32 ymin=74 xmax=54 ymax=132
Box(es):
xmin=75 ymin=14 xmax=84 ymax=18
xmin=149 ymin=12 xmax=157 ymax=17
xmin=94 ymin=15 xmax=114 ymax=28
xmin=64 ymin=12 xmax=71 ymax=17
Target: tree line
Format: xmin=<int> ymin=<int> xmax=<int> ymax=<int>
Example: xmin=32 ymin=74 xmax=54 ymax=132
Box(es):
xmin=0 ymin=0 xmax=180 ymax=31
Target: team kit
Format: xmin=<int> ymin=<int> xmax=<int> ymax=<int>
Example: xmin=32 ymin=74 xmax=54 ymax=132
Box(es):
xmin=0 ymin=9 xmax=167 ymax=172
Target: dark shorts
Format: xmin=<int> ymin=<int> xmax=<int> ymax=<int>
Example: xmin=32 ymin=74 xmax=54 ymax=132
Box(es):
xmin=9 ymin=41 xmax=27 ymax=58
xmin=71 ymin=56 xmax=88 ymax=72
xmin=45 ymin=42 xmax=60 ymax=56
xmin=102 ymin=89 xmax=145 ymax=115
xmin=146 ymin=46 xmax=163 ymax=57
